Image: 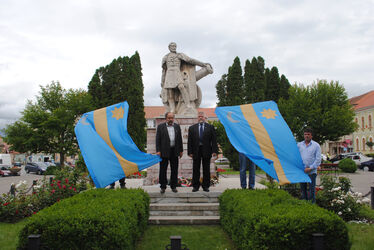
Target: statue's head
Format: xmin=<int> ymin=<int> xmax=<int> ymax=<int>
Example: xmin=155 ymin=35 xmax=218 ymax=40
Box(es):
xmin=168 ymin=42 xmax=177 ymax=53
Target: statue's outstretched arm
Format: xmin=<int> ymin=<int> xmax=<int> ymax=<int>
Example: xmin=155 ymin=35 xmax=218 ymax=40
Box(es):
xmin=179 ymin=53 xmax=206 ymax=67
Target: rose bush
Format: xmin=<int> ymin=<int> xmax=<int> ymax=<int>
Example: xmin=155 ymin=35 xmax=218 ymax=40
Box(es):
xmin=0 ymin=165 xmax=92 ymax=222
xmin=316 ymin=175 xmax=363 ymax=221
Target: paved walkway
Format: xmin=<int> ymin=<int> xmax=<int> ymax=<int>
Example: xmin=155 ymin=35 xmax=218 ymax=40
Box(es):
xmin=123 ymin=175 xmax=267 ymax=193
xmin=1 ymin=169 xmax=373 ymax=197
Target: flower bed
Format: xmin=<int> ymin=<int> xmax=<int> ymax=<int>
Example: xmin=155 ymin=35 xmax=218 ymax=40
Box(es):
xmin=0 ymin=166 xmax=91 ymax=223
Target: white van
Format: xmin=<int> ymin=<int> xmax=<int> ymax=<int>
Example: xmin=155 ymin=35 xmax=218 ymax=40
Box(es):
xmin=0 ymin=154 xmax=12 ymax=169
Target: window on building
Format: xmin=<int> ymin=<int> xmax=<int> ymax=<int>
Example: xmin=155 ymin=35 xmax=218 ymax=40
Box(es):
xmin=146 ymin=119 xmax=155 ymax=128
xmin=355 ymin=118 xmax=358 ymax=124
xmin=362 ymin=117 xmax=365 ymax=129
xmin=370 ymin=137 xmax=373 ymax=151
xmin=363 ymin=138 xmax=366 ymax=151
xmin=356 ymin=138 xmax=359 ymax=151
xmin=369 ymin=115 xmax=372 ymax=128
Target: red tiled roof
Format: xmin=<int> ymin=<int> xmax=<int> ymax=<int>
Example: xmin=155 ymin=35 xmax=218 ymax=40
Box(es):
xmin=144 ymin=106 xmax=217 ymax=119
xmin=350 ymin=90 xmax=374 ymax=110
xmin=144 ymin=106 xmax=165 ymax=119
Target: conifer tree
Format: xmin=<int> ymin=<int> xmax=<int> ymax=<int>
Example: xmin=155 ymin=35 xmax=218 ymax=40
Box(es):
xmin=279 ymin=74 xmax=291 ymax=100
xmin=243 ymin=59 xmax=254 ymax=103
xmin=265 ymin=66 xmax=280 ymax=102
xmin=226 ymin=57 xmax=244 ymax=105
xmin=216 ymin=74 xmax=228 ymax=106
xmin=88 ymin=52 xmax=146 ymax=151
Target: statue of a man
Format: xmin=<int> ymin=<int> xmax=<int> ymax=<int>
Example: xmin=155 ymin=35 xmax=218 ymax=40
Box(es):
xmin=161 ymin=42 xmax=213 ymax=115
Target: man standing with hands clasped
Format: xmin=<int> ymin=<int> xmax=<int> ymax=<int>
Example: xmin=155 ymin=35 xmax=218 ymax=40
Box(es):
xmin=156 ymin=112 xmax=183 ymax=194
xmin=188 ymin=112 xmax=218 ymax=192
xmin=297 ymin=127 xmax=321 ymax=203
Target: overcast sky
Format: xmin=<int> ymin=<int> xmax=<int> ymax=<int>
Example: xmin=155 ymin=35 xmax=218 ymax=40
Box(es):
xmin=1 ymin=0 xmax=374 ymax=129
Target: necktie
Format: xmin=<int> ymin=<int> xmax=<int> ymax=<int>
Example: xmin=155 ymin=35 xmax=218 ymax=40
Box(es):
xmin=199 ymin=123 xmax=204 ymax=143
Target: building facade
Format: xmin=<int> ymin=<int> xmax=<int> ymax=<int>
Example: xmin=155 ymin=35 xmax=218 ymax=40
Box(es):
xmin=351 ymin=91 xmax=374 ymax=154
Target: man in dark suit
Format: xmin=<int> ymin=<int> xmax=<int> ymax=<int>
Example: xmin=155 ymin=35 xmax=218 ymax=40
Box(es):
xmin=156 ymin=112 xmax=183 ymax=193
xmin=188 ymin=112 xmax=218 ymax=192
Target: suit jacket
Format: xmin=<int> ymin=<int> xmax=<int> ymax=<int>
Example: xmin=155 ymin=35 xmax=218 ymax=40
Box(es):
xmin=188 ymin=122 xmax=218 ymax=159
xmin=156 ymin=122 xmax=183 ymax=158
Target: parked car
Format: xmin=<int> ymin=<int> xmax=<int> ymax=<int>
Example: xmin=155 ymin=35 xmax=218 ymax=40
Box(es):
xmin=215 ymin=157 xmax=229 ymax=164
xmin=359 ymin=159 xmax=374 ymax=171
xmin=331 ymin=152 xmax=372 ymax=166
xmin=0 ymin=165 xmax=21 ymax=177
xmin=25 ymin=162 xmax=49 ymax=175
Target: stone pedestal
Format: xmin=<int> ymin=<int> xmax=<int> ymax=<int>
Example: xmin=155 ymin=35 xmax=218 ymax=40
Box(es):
xmin=144 ymin=115 xmax=216 ymax=186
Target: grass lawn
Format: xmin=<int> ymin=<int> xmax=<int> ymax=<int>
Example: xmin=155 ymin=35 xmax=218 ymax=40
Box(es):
xmin=218 ymin=168 xmax=265 ymax=175
xmin=136 ymin=225 xmax=236 ymax=250
xmin=2 ymin=220 xmax=374 ymax=249
xmin=0 ymin=219 xmax=28 ymax=250
xmin=348 ymin=223 xmax=374 ymax=250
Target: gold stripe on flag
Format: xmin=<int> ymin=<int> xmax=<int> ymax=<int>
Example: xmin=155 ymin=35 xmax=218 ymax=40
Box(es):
xmin=240 ymin=104 xmax=290 ymax=185
xmin=93 ymin=107 xmax=138 ymax=176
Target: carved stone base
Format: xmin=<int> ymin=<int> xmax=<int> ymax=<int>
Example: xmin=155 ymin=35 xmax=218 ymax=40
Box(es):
xmin=144 ymin=116 xmax=216 ymax=186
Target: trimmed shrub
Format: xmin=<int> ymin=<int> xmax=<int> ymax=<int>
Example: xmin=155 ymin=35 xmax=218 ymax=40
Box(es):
xmin=338 ymin=158 xmax=357 ymax=173
xmin=17 ymin=188 xmax=149 ymax=250
xmin=220 ymin=189 xmax=350 ymax=250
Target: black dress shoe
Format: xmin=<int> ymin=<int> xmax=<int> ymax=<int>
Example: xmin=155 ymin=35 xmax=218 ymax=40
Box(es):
xmin=203 ymin=188 xmax=209 ymax=192
xmin=172 ymin=188 xmax=178 ymax=193
xmin=160 ymin=188 xmax=165 ymax=194
xmin=192 ymin=188 xmax=199 ymax=192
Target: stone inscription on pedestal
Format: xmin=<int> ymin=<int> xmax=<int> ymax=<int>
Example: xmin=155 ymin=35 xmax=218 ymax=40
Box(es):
xmin=144 ymin=116 xmax=216 ymax=186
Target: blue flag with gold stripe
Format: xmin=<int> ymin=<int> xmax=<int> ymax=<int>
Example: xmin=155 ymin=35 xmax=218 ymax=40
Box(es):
xmin=215 ymin=101 xmax=310 ymax=185
xmin=74 ymin=101 xmax=161 ymax=188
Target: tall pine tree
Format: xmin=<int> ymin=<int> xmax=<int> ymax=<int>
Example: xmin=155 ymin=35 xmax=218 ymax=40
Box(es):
xmin=214 ymin=57 xmax=244 ymax=170
xmin=244 ymin=57 xmax=266 ymax=103
xmin=279 ymin=74 xmax=291 ymax=100
xmin=88 ymin=52 xmax=146 ymax=151
xmin=226 ymin=57 xmax=244 ymax=105
xmin=265 ymin=66 xmax=281 ymax=102
xmin=216 ymin=56 xmax=291 ymax=170
xmin=216 ymin=74 xmax=228 ymax=107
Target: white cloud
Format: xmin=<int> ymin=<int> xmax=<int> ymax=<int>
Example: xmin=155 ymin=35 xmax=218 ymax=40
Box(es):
xmin=1 ymin=0 xmax=374 ymax=128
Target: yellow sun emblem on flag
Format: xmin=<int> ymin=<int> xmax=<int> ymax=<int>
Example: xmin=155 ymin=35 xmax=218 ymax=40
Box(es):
xmin=111 ymin=107 xmax=124 ymax=120
xmin=261 ymin=108 xmax=277 ymax=119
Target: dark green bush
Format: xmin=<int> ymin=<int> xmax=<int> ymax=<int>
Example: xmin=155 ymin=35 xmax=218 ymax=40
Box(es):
xmin=366 ymin=153 xmax=374 ymax=158
xmin=338 ymin=158 xmax=357 ymax=173
xmin=219 ymin=189 xmax=350 ymax=250
xmin=17 ymin=188 xmax=149 ymax=250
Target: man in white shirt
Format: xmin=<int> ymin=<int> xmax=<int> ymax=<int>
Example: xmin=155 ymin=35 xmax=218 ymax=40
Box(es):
xmin=297 ymin=127 xmax=321 ymax=203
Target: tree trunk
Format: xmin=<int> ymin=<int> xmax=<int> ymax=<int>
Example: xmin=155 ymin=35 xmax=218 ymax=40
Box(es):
xmin=60 ymin=153 xmax=65 ymax=166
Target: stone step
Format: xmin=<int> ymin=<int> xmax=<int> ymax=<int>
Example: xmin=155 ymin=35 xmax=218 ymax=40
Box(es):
xmin=149 ymin=215 xmax=220 ymax=225
xmin=150 ymin=203 xmax=219 ymax=216
xmin=149 ymin=191 xmax=221 ymax=204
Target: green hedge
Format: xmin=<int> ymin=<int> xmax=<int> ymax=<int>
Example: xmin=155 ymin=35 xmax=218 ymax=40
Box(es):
xmin=219 ymin=189 xmax=350 ymax=250
xmin=17 ymin=188 xmax=149 ymax=250
xmin=338 ymin=158 xmax=357 ymax=173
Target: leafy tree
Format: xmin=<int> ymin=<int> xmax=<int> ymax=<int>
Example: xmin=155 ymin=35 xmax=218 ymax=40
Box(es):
xmin=4 ymin=82 xmax=93 ymax=165
xmin=278 ymin=80 xmax=358 ymax=144
xmin=88 ymin=52 xmax=146 ymax=151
